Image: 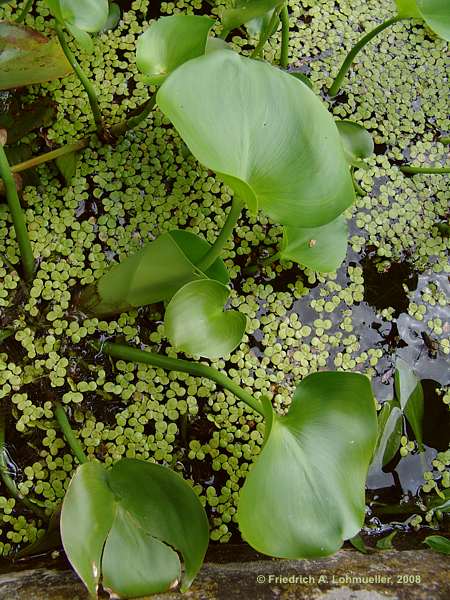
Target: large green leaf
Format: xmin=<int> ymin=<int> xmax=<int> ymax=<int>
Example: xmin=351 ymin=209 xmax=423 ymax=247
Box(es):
xmin=46 ymin=0 xmax=109 ymax=32
xmin=165 ymin=280 xmax=246 ymax=359
xmin=336 ymin=120 xmax=374 ymax=168
xmin=395 ymin=0 xmax=450 ymax=40
xmin=394 ymin=358 xmax=424 ymax=450
xmin=237 ymin=372 xmax=377 ymax=558
xmin=0 ymin=22 xmax=72 ymax=90
xmin=157 ymin=50 xmax=354 ymax=228
xmin=280 ymin=215 xmax=348 ymax=272
xmin=222 ymin=0 xmax=284 ymax=32
xmin=79 ymin=230 xmax=229 ymax=317
xmin=61 ymin=459 xmax=209 ymax=597
xmin=136 ymin=16 xmax=214 ymax=85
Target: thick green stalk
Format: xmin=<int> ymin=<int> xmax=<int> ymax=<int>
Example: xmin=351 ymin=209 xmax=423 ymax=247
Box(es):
xmin=0 ymin=412 xmax=47 ymax=520
xmin=328 ymin=16 xmax=405 ymax=97
xmin=351 ymin=167 xmax=366 ymax=196
xmin=109 ymin=93 xmax=157 ymax=138
xmin=96 ymin=341 xmax=265 ymax=417
xmin=279 ymin=4 xmax=290 ymax=68
xmin=53 ymin=403 xmax=88 ymax=465
xmin=400 ymin=165 xmax=450 ymax=175
xmin=251 ymin=7 xmax=282 ymax=59
xmin=11 ymin=140 xmax=88 ymax=175
xmin=196 ymin=197 xmax=243 ymax=272
xmin=55 ymin=24 xmax=103 ymax=131
xmin=16 ymin=0 xmax=34 ymax=23
xmin=0 ymin=143 xmax=35 ymax=280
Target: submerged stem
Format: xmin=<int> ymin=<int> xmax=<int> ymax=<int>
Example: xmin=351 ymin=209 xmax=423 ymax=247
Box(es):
xmin=16 ymin=0 xmax=34 ymax=23
xmin=0 ymin=412 xmax=47 ymax=520
xmin=400 ymin=165 xmax=450 ymax=175
xmin=279 ymin=4 xmax=290 ymax=68
xmin=196 ymin=197 xmax=243 ymax=272
xmin=0 ymin=142 xmax=35 ymax=280
xmin=96 ymin=341 xmax=265 ymax=417
xmin=53 ymin=403 xmax=88 ymax=465
xmin=55 ymin=24 xmax=103 ymax=131
xmin=328 ymin=16 xmax=405 ymax=97
xmin=11 ymin=140 xmax=88 ymax=174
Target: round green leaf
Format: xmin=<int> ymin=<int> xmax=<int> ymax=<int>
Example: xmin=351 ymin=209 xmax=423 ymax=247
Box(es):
xmin=336 ymin=120 xmax=374 ymax=167
xmin=61 ymin=459 xmax=209 ymax=597
xmin=395 ymin=0 xmax=422 ymax=18
xmin=417 ymin=0 xmax=450 ymax=41
xmin=237 ymin=372 xmax=377 ymax=558
xmin=157 ymin=50 xmax=354 ymax=228
xmin=136 ymin=16 xmax=215 ymax=85
xmin=0 ymin=22 xmax=72 ymax=90
xmin=165 ymin=280 xmax=246 ymax=359
xmin=222 ymin=0 xmax=284 ymax=32
xmin=281 ymin=215 xmax=348 ymax=272
xmin=80 ymin=230 xmax=229 ymax=317
xmin=47 ymin=0 xmax=109 ymax=33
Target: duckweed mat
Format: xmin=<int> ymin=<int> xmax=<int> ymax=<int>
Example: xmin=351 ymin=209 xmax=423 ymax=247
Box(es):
xmin=0 ymin=0 xmax=449 ymax=557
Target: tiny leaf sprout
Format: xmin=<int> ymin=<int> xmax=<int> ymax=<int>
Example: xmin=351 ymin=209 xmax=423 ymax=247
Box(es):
xmin=336 ymin=120 xmax=374 ymax=196
xmin=329 ymin=0 xmax=450 ymax=96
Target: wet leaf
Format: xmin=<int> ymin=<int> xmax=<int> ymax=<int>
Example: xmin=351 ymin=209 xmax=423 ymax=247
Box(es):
xmin=157 ymin=50 xmax=354 ymax=228
xmin=280 ymin=215 xmax=348 ymax=272
xmin=136 ymin=15 xmax=214 ymax=85
xmin=394 ymin=357 xmax=424 ymax=450
xmin=61 ymin=459 xmax=209 ymax=597
xmin=237 ymin=372 xmax=377 ymax=558
xmin=0 ymin=22 xmax=72 ymax=90
xmin=369 ymin=399 xmax=403 ymax=470
xmin=349 ymin=533 xmax=371 ymax=554
xmin=423 ymin=535 xmax=450 ymax=555
xmin=222 ymin=0 xmax=284 ymax=32
xmin=336 ymin=120 xmax=374 ymax=168
xmin=165 ymin=280 xmax=246 ymax=359
xmin=80 ymin=230 xmax=229 ymax=317
xmin=376 ymin=530 xmax=397 ymax=550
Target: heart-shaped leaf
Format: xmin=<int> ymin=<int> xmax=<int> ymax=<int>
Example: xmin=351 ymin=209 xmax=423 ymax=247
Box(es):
xmin=237 ymin=372 xmax=377 ymax=558
xmin=395 ymin=0 xmax=450 ymax=40
xmin=61 ymin=459 xmax=209 ymax=597
xmin=165 ymin=280 xmax=246 ymax=359
xmin=280 ymin=215 xmax=348 ymax=272
xmin=0 ymin=22 xmax=72 ymax=90
xmin=157 ymin=50 xmax=354 ymax=228
xmin=46 ymin=0 xmax=109 ymax=33
xmin=80 ymin=230 xmax=229 ymax=317
xmin=336 ymin=120 xmax=374 ymax=168
xmin=394 ymin=357 xmax=424 ymax=450
xmin=136 ymin=16 xmax=215 ymax=85
xmin=423 ymin=535 xmax=450 ymax=555
xmin=222 ymin=0 xmax=284 ymax=32
xmin=369 ymin=399 xmax=403 ymax=472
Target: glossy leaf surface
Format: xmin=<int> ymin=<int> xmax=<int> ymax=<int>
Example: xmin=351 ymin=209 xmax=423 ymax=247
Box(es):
xmin=237 ymin=372 xmax=377 ymax=558
xmin=0 ymin=22 xmax=71 ymax=90
xmin=222 ymin=0 xmax=283 ymax=32
xmin=394 ymin=358 xmax=424 ymax=450
xmin=61 ymin=459 xmax=209 ymax=597
xmin=423 ymin=535 xmax=450 ymax=555
xmin=165 ymin=280 xmax=246 ymax=359
xmin=136 ymin=16 xmax=214 ymax=85
xmin=336 ymin=120 xmax=374 ymax=168
xmin=281 ymin=215 xmax=348 ymax=272
xmin=46 ymin=0 xmax=109 ymax=32
xmin=81 ymin=230 xmax=229 ymax=316
xmin=158 ymin=50 xmax=354 ymax=228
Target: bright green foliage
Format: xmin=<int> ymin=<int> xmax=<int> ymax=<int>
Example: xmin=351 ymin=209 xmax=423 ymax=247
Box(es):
xmin=61 ymin=459 xmax=209 ymax=597
xmin=336 ymin=120 xmax=374 ymax=168
xmin=46 ymin=0 xmax=109 ymax=32
xmin=395 ymin=0 xmax=450 ymax=40
xmin=369 ymin=399 xmax=403 ymax=470
xmin=237 ymin=372 xmax=377 ymax=558
xmin=222 ymin=0 xmax=284 ymax=32
xmin=157 ymin=50 xmax=354 ymax=228
xmin=0 ymin=22 xmax=72 ymax=90
xmin=136 ymin=16 xmax=215 ymax=85
xmin=281 ymin=216 xmax=348 ymax=272
xmin=423 ymin=535 xmax=450 ymax=555
xmin=80 ymin=230 xmax=229 ymax=317
xmin=165 ymin=280 xmax=246 ymax=359
xmin=394 ymin=357 xmax=424 ymax=450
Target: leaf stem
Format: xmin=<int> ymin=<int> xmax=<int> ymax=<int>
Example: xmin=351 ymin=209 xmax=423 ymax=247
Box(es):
xmin=400 ymin=165 xmax=450 ymax=175
xmin=196 ymin=197 xmax=243 ymax=272
xmin=279 ymin=4 xmax=289 ymax=68
xmin=328 ymin=16 xmax=405 ymax=97
xmin=11 ymin=140 xmax=88 ymax=174
xmin=0 ymin=142 xmax=35 ymax=280
xmin=0 ymin=411 xmax=47 ymax=520
xmin=351 ymin=167 xmax=366 ymax=196
xmin=55 ymin=24 xmax=103 ymax=132
xmin=109 ymin=93 xmax=157 ymax=138
xmin=16 ymin=0 xmax=34 ymax=23
xmin=53 ymin=402 xmax=88 ymax=464
xmin=95 ymin=341 xmax=265 ymax=417
xmin=250 ymin=7 xmax=282 ymax=59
